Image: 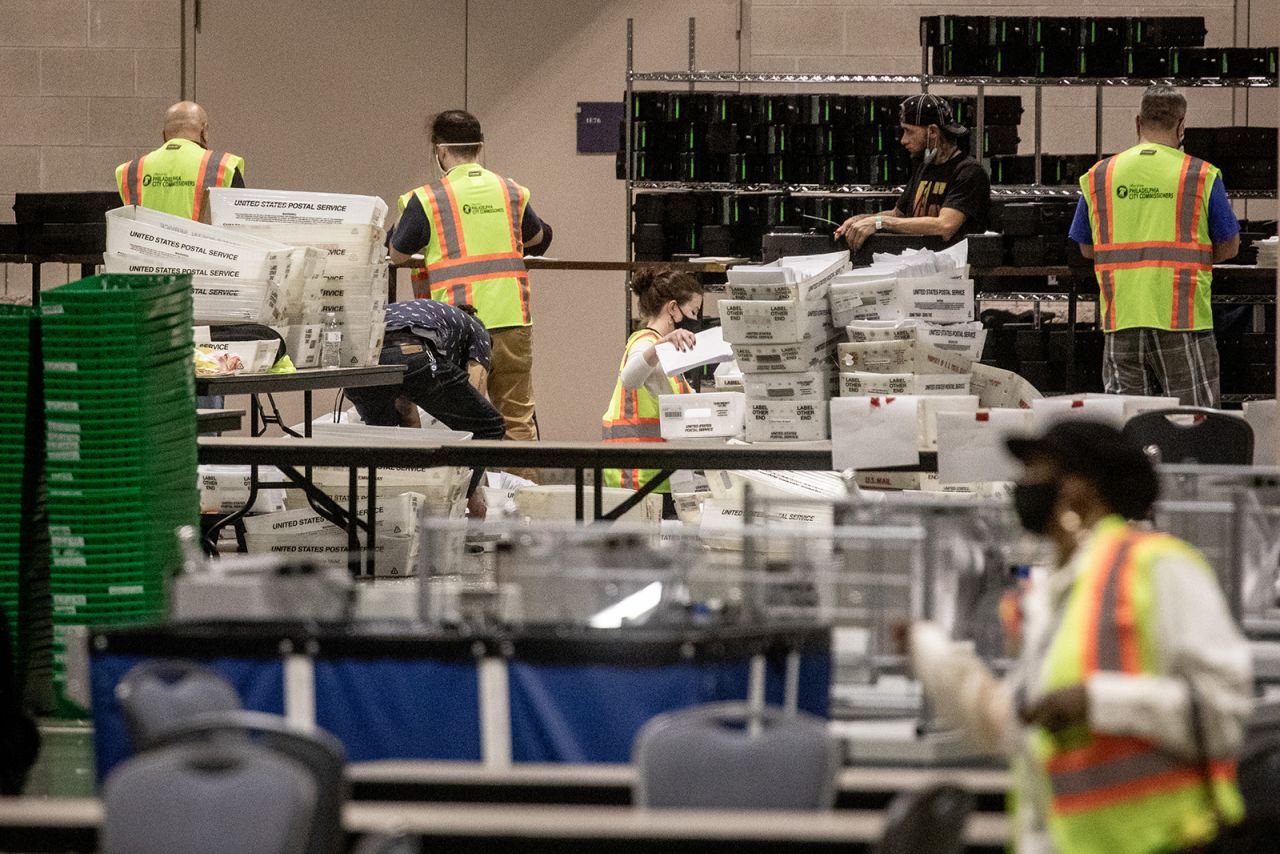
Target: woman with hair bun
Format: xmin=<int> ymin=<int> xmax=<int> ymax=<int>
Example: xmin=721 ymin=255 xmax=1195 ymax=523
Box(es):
xmin=601 ymin=267 xmax=704 ymax=494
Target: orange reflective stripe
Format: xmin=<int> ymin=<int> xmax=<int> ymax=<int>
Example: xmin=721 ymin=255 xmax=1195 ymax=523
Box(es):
xmin=119 ymin=160 xmax=133 ymax=205
xmin=134 ymin=155 xmax=147 ymax=206
xmin=1054 ymin=760 xmax=1235 ymax=815
xmin=421 ymin=186 xmax=451 ymax=258
xmin=1115 ymin=542 xmax=1142 ymax=674
xmin=1094 ymin=258 xmax=1212 ymax=272
xmin=1095 ymin=240 xmax=1212 ymax=252
xmin=440 ymin=180 xmax=469 ymax=256
xmin=431 ymin=251 xmax=525 ymax=270
xmin=214 ymin=152 xmax=232 ymax=188
xmin=191 ymin=149 xmax=214 ymax=220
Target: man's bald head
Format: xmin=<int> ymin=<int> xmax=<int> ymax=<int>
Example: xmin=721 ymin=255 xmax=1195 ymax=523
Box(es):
xmin=163 ymin=101 xmax=208 ymax=146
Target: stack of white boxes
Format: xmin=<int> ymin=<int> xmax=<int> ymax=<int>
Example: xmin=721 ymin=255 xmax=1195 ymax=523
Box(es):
xmin=209 ymin=188 xmax=390 ymax=368
xmin=719 ymin=251 xmax=849 ymax=442
xmin=833 ymin=255 xmax=985 ymax=454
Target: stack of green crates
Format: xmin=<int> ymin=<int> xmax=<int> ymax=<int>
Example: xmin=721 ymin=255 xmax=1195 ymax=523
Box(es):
xmin=0 ymin=304 xmax=37 ymax=649
xmin=41 ymin=274 xmax=198 ymax=713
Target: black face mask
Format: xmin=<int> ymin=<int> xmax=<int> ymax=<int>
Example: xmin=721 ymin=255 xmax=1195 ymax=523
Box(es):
xmin=1013 ymin=480 xmax=1059 ymax=535
xmin=674 ymin=309 xmax=701 ymax=335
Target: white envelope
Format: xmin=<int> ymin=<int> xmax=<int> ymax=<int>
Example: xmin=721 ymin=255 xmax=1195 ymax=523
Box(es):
xmin=830 ymin=395 xmax=921 ymax=471
xmin=1031 ymin=396 xmax=1128 ymax=432
xmin=936 ymin=408 xmax=1035 ymax=484
xmin=656 ymin=326 xmax=735 ymax=377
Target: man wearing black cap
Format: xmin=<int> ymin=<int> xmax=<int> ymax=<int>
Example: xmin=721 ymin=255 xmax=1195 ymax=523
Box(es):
xmin=903 ymin=420 xmax=1251 ymax=854
xmin=835 ymin=94 xmax=990 ymax=252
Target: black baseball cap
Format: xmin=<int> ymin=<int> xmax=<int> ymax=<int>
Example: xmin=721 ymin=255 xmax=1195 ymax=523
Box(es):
xmin=899 ymin=94 xmax=968 ymax=137
xmin=1006 ymin=420 xmax=1160 ymax=519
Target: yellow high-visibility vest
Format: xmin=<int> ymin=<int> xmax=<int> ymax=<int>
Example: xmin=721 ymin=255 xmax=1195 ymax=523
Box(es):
xmin=601 ymin=328 xmax=691 ymax=492
xmin=398 ymin=164 xmax=531 ymax=330
xmin=1081 ymin=143 xmax=1219 ymax=332
xmin=115 ymin=138 xmax=243 ymax=220
xmin=1032 ymin=515 xmax=1243 ymax=854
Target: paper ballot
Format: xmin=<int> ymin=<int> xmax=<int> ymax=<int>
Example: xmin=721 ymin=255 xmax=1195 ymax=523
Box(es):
xmin=936 ymin=408 xmax=1034 ymax=483
xmin=655 ymin=326 xmax=735 ymax=377
xmin=831 ymin=396 xmax=921 ymax=471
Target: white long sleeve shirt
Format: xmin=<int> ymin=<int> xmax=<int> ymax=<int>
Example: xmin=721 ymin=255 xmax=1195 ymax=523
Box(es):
xmin=911 ymin=522 xmax=1253 ymax=853
xmin=620 ymin=343 xmax=679 ymax=401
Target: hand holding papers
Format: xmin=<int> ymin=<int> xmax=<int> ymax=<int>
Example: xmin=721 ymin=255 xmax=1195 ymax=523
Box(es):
xmin=655 ymin=325 xmax=735 ymax=377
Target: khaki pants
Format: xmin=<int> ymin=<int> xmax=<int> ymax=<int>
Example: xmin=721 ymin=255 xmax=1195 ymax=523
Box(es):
xmin=488 ymin=326 xmax=539 ymax=482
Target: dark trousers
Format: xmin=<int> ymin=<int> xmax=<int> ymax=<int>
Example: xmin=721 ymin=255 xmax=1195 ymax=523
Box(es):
xmin=345 ymin=341 xmax=506 ymax=497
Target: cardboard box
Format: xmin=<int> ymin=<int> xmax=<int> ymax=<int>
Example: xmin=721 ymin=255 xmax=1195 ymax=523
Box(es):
xmin=745 ymin=400 xmax=830 ymax=442
xmin=838 ymin=339 xmax=915 ymax=373
xmin=720 ymin=299 xmax=807 ymax=345
xmin=839 ymin=371 xmax=913 ymax=396
xmin=659 ymin=392 xmax=746 ymax=439
xmin=742 ymin=371 xmax=831 ymax=402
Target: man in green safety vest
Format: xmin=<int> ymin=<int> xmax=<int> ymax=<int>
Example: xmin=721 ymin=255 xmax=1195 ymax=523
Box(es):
xmin=389 ymin=110 xmax=553 ymax=456
xmin=1069 ymin=86 xmax=1240 ymax=407
xmin=115 ymin=101 xmax=245 ymax=221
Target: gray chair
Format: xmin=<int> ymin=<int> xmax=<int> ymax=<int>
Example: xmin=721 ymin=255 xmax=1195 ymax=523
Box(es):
xmin=151 ymin=709 xmax=347 ymax=854
xmin=1239 ymin=699 xmax=1280 ymax=820
xmin=116 ymin=659 xmax=242 ymax=751
xmin=874 ymin=784 xmax=974 ymax=854
xmin=351 ymin=833 xmax=421 ymax=854
xmin=102 ymin=739 xmax=316 ymax=854
xmin=1122 ymin=408 xmax=1254 ymax=465
xmin=633 ymin=702 xmax=839 ymax=809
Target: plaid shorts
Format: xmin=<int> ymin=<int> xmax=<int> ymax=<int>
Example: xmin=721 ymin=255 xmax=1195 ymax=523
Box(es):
xmin=1102 ymin=328 xmax=1220 ymax=407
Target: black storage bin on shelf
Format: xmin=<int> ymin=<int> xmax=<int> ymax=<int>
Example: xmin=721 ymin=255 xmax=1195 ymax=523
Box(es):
xmin=1080 ymin=17 xmax=1129 ymax=49
xmin=988 ymin=16 xmax=1033 ymax=46
xmin=0 ymin=224 xmax=21 ymax=253
xmin=1129 ymin=16 xmax=1206 ymax=48
xmin=1213 ymin=127 xmax=1278 ymax=160
xmin=13 ymin=191 xmax=121 ymax=224
xmin=633 ymin=193 xmax=666 ymax=225
xmin=1079 ymin=46 xmax=1127 ymax=77
xmin=968 ymin=234 xmax=1006 ymax=268
xmin=981 ymin=126 xmax=1021 ymax=157
xmin=20 ymin=223 xmax=106 ymax=255
xmin=1171 ymin=47 xmax=1223 ymax=78
xmin=1221 ymin=47 xmax=1278 ymax=80
xmin=1010 ymin=235 xmax=1068 ymax=267
xmin=1217 ymin=159 xmax=1278 ymax=191
xmin=1037 ymin=46 xmax=1078 ymax=78
xmin=920 ymin=15 xmax=989 ymax=47
xmin=1032 ymin=18 xmax=1081 ymax=50
xmin=990 ymin=155 xmax=1038 ymax=185
xmin=1127 ymin=47 xmax=1172 ymax=77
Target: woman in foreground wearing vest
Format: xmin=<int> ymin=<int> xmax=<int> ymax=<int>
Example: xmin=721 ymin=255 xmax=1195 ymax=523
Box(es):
xmin=903 ymin=420 xmax=1252 ymax=854
xmin=601 ymin=268 xmax=703 ymax=508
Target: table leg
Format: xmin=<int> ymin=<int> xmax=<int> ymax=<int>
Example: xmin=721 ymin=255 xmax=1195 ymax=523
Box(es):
xmin=593 ymin=468 xmax=604 ymax=521
xmin=574 ymin=468 xmax=585 ymax=522
xmin=347 ymin=465 xmax=360 ymax=577
xmin=304 ymin=390 xmax=312 ymax=438
xmin=205 ymin=463 xmax=259 ymax=552
xmin=250 ymin=394 xmax=264 ymax=437
xmin=600 ymin=470 xmax=672 ymax=522
xmin=366 ymin=466 xmax=377 ymax=578
xmin=31 ymin=262 xmax=40 ymax=308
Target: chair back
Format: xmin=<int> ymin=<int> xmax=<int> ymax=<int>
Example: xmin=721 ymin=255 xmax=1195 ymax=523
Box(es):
xmin=116 ymin=659 xmax=242 ymax=751
xmin=102 ymin=739 xmax=316 ymax=854
xmin=152 ymin=709 xmax=347 ymax=854
xmin=633 ymin=702 xmax=839 ymax=809
xmin=1122 ymin=408 xmax=1254 ymax=465
xmin=874 ymin=783 xmax=974 ymax=854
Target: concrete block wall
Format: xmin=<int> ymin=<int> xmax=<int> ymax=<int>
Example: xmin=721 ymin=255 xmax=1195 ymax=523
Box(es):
xmin=0 ymin=0 xmax=180 ymax=296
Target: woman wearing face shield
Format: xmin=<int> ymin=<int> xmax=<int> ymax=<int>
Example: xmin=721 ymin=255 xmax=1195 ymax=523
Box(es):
xmin=834 ymin=94 xmax=991 ymax=253
xmin=600 ymin=267 xmax=704 ymax=503
xmin=903 ymin=420 xmax=1252 ymax=854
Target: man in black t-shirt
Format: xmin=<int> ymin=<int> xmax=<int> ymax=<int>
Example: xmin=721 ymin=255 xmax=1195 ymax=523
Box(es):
xmin=836 ymin=94 xmax=990 ymax=251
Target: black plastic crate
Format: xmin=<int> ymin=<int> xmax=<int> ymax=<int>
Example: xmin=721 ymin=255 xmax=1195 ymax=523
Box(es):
xmin=1037 ymin=46 xmax=1078 ymax=77
xmin=12 ymin=191 xmax=121 ymax=225
xmin=20 ymin=223 xmax=105 ymax=254
xmin=632 ymin=194 xmax=666 ymax=225
xmin=1214 ymin=127 xmax=1278 ymax=159
xmin=1126 ymin=47 xmax=1172 ymax=77
xmin=704 ymin=123 xmax=742 ymax=155
xmin=822 ymin=155 xmax=867 ymax=185
xmin=968 ymin=233 xmax=1006 ymax=268
xmin=699 ymin=225 xmax=734 ymax=257
xmin=1046 ymin=154 xmax=1100 ymax=185
xmin=989 ymin=155 xmax=1037 ymax=185
xmin=630 ymin=92 xmax=667 ymax=122
xmin=925 ymin=16 xmax=990 ymax=47
xmin=1001 ymin=204 xmax=1044 ymax=237
xmin=1010 ymin=234 xmax=1067 ymax=266
xmin=1130 ymin=17 xmax=1206 ymax=48
xmin=932 ymin=45 xmax=992 ymax=76
xmin=727 ymin=154 xmax=759 ymax=185
xmin=1171 ymin=47 xmax=1222 ymax=78
xmin=633 ymin=224 xmax=666 ymax=255
xmin=1032 ymin=18 xmax=1081 ymax=49
xmin=0 ymin=223 xmax=21 ymax=253
xmin=989 ymin=17 xmax=1033 ymax=46
xmin=981 ymin=125 xmax=1021 ymax=157
xmin=1217 ymin=158 xmax=1278 ymax=191
xmin=677 ymin=153 xmax=730 ymax=183
xmin=1221 ymin=47 xmax=1278 ymax=80
xmin=989 ymin=45 xmax=1038 ymax=77
xmin=1079 ymin=46 xmax=1127 ymax=77
xmin=1079 ymin=18 xmax=1128 ymax=49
